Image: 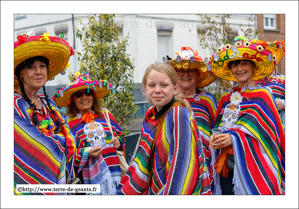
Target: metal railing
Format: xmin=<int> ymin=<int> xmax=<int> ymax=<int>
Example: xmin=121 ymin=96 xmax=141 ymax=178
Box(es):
xmin=129 ymin=101 xmax=152 ymax=132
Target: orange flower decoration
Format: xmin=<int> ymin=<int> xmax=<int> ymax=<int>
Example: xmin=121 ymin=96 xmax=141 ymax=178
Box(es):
xmin=81 ymin=112 xmax=95 ymax=123
xmin=276 ymin=40 xmax=285 ymax=49
xmin=256 ymin=40 xmax=268 ymax=48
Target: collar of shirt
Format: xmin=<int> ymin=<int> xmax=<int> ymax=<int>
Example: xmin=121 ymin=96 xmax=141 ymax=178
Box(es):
xmin=154 ymin=97 xmax=176 ymax=121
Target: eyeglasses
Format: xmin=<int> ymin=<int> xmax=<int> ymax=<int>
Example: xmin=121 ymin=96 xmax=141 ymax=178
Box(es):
xmin=74 ymin=89 xmax=93 ymax=98
xmin=177 ymin=69 xmax=196 ymax=76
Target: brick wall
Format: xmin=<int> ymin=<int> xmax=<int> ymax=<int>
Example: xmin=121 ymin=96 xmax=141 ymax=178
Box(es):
xmin=257 ymin=14 xmax=285 ymax=75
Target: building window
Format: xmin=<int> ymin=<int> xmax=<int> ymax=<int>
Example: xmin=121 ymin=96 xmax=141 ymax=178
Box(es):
xmin=15 ymin=14 xmax=27 ymax=20
xmin=116 ymin=21 xmax=124 ymax=40
xmin=54 ymin=24 xmax=68 ymax=41
xmin=227 ymin=27 xmax=239 ymax=44
xmin=264 ymin=14 xmax=276 ymax=29
xmin=35 ymin=28 xmax=47 ymax=36
xmin=155 ymin=22 xmax=174 ymax=61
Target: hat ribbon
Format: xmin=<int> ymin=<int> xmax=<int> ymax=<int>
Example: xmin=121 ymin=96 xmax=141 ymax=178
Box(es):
xmin=216 ymin=51 xmax=229 ymax=66
xmin=85 ymin=82 xmax=97 ymax=93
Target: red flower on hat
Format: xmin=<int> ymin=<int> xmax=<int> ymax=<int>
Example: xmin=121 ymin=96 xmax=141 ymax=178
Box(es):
xmin=70 ymin=47 xmax=75 ymax=56
xmin=17 ymin=34 xmax=27 ymax=44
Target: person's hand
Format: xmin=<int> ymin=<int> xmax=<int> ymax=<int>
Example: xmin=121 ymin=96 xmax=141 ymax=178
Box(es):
xmin=209 ymin=133 xmax=232 ymax=149
xmin=110 ymin=136 xmax=121 ymax=150
xmin=88 ymin=146 xmax=102 ymax=158
xmin=275 ymin=99 xmax=284 ymax=111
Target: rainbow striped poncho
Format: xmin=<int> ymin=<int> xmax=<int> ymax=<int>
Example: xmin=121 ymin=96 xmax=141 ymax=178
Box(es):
xmin=14 ymin=92 xmax=76 ymax=195
xmin=185 ymin=91 xmax=217 ymax=188
xmin=211 ymin=87 xmax=285 ymax=195
xmin=255 ymin=80 xmax=285 ymax=127
xmin=116 ymin=102 xmax=211 ymax=195
xmin=67 ymin=109 xmax=125 ymax=190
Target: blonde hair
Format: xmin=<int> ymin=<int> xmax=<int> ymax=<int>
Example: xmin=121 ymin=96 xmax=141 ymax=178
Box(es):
xmin=142 ymin=62 xmax=192 ymax=113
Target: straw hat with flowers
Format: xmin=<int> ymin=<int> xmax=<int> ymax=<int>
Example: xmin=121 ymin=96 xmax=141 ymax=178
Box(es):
xmin=208 ymin=36 xmax=285 ymax=81
xmin=14 ymin=32 xmax=74 ymax=89
xmin=165 ymin=47 xmax=217 ymax=89
xmin=52 ymin=72 xmax=113 ymax=107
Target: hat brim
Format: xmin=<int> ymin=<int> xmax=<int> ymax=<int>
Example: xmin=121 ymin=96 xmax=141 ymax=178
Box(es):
xmin=14 ymin=36 xmax=72 ymax=89
xmin=167 ymin=59 xmax=216 ymax=88
xmin=53 ymin=81 xmax=111 ymax=107
xmin=211 ymin=47 xmax=275 ymax=81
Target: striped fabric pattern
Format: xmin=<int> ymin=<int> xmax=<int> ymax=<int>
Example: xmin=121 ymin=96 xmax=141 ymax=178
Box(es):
xmin=255 ymin=81 xmax=285 ymax=127
xmin=67 ymin=109 xmax=124 ymax=187
xmin=185 ymin=91 xmax=217 ymax=192
xmin=211 ymin=87 xmax=285 ymax=195
xmin=14 ymin=92 xmax=76 ymax=195
xmin=116 ymin=105 xmax=211 ymax=195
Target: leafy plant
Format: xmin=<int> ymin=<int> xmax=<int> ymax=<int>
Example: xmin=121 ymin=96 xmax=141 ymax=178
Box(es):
xmin=74 ymin=14 xmax=139 ymax=135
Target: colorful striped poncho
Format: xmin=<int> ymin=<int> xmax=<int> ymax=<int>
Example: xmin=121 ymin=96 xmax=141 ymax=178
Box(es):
xmin=67 ymin=109 xmax=125 ymax=192
xmin=211 ymin=86 xmax=285 ymax=195
xmin=116 ymin=102 xmax=211 ymax=195
xmin=14 ymin=92 xmax=76 ymax=195
xmin=185 ymin=90 xmax=217 ymax=191
xmin=254 ymin=80 xmax=285 ymax=127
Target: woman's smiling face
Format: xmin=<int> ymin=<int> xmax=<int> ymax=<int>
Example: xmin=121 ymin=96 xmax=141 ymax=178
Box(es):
xmin=72 ymin=89 xmax=94 ymax=114
xmin=19 ymin=60 xmax=48 ymax=91
xmin=230 ymin=60 xmax=255 ymax=85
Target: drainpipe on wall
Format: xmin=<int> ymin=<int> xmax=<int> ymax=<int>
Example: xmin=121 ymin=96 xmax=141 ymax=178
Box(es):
xmin=72 ymin=14 xmax=77 ymax=72
xmin=255 ymin=14 xmax=258 ymax=39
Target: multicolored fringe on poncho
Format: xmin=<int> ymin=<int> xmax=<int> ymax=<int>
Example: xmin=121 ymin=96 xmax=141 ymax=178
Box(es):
xmin=67 ymin=110 xmax=125 ymax=191
xmin=81 ymin=155 xmax=116 ymax=195
xmin=116 ymin=104 xmax=211 ymax=195
xmin=14 ymin=92 xmax=76 ymax=195
xmin=185 ymin=91 xmax=217 ymax=193
xmin=211 ymin=87 xmax=285 ymax=195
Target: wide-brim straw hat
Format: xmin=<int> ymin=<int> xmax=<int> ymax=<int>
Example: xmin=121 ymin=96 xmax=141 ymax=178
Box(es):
xmin=52 ymin=72 xmax=112 ymax=107
xmin=208 ymin=36 xmax=284 ymax=81
xmin=166 ymin=47 xmax=217 ymax=89
xmin=14 ymin=33 xmax=74 ymax=89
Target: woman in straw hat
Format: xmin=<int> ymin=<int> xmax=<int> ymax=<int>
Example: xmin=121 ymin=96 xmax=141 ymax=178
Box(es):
xmin=53 ymin=72 xmax=125 ymax=194
xmin=166 ymin=47 xmax=217 ymax=189
xmin=254 ymin=40 xmax=285 ymax=128
xmin=14 ymin=33 xmax=76 ymax=194
xmin=208 ymin=36 xmax=285 ymax=195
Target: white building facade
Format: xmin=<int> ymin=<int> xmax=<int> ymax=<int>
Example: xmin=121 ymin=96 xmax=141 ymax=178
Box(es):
xmin=14 ymin=14 xmax=256 ymax=101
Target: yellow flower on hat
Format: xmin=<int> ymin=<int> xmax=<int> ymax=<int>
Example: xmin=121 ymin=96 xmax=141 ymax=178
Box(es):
xmin=256 ymin=45 xmax=264 ymax=52
xmin=244 ymin=42 xmax=250 ymax=48
xmin=235 ymin=42 xmax=242 ymax=47
xmin=216 ymin=48 xmax=223 ymax=54
xmin=75 ymin=72 xmax=80 ymax=77
xmin=225 ymin=44 xmax=232 ymax=50
xmin=65 ymin=62 xmax=70 ymax=69
xmin=40 ymin=32 xmax=51 ymax=42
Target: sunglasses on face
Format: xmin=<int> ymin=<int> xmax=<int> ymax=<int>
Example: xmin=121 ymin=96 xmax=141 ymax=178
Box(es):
xmin=177 ymin=69 xmax=196 ymax=76
xmin=73 ymin=89 xmax=93 ymax=98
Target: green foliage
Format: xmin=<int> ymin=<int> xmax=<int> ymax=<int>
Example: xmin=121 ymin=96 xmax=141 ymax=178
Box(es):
xmin=75 ymin=14 xmax=139 ymax=135
xmin=199 ymin=14 xmax=260 ymax=102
